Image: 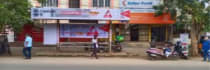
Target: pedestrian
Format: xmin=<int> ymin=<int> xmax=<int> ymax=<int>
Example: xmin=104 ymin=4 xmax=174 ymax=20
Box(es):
xmin=201 ymin=36 xmax=210 ymax=62
xmin=3 ymin=35 xmax=11 ymax=55
xmin=0 ymin=35 xmax=6 ymax=55
xmin=91 ymin=35 xmax=99 ymax=59
xmin=199 ymin=36 xmax=205 ymax=56
xmin=23 ymin=34 xmax=32 ymax=59
xmin=114 ymin=32 xmax=123 ymax=52
xmin=0 ymin=34 xmax=11 ymax=56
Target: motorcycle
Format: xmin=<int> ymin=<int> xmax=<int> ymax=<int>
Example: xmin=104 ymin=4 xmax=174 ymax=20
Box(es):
xmin=173 ymin=41 xmax=189 ymax=59
xmin=112 ymin=41 xmax=122 ymax=52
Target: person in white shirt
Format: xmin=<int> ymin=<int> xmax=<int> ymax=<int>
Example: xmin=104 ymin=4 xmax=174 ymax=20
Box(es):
xmin=91 ymin=35 xmax=99 ymax=59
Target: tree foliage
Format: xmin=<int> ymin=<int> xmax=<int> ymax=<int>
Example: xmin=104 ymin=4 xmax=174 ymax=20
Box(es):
xmin=0 ymin=0 xmax=31 ymax=32
xmin=153 ymin=0 xmax=210 ymax=56
xmin=154 ymin=0 xmax=210 ymax=31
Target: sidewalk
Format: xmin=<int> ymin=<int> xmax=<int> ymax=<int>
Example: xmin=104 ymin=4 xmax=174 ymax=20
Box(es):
xmin=0 ymin=57 xmax=209 ymax=66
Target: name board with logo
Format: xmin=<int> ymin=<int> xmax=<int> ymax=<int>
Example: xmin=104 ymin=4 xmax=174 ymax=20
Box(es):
xmin=120 ymin=0 xmax=161 ymax=13
xmin=31 ymin=8 xmax=130 ymax=20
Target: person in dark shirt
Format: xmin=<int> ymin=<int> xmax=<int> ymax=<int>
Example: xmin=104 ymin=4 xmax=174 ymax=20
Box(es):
xmin=202 ymin=36 xmax=210 ymax=62
xmin=199 ymin=36 xmax=205 ymax=56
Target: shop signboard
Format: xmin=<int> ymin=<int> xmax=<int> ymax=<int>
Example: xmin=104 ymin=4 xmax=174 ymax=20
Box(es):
xmin=206 ymin=32 xmax=210 ymax=36
xmin=120 ymin=0 xmax=161 ymax=13
xmin=60 ymin=24 xmax=109 ymax=38
xmin=31 ymin=8 xmax=130 ymax=20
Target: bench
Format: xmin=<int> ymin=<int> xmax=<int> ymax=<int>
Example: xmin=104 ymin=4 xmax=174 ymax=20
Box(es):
xmin=59 ymin=42 xmax=109 ymax=53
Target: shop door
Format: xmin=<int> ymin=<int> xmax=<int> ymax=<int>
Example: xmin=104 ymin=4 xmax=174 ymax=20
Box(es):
xmin=151 ymin=26 xmax=166 ymax=42
xmin=44 ymin=24 xmax=57 ymax=45
xmin=130 ymin=25 xmax=139 ymax=41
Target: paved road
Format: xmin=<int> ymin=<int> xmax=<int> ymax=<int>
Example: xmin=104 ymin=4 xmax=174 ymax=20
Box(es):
xmin=0 ymin=57 xmax=209 ymax=70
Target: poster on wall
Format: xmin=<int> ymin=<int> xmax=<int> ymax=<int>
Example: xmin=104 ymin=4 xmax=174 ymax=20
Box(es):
xmin=180 ymin=33 xmax=189 ymax=43
xmin=60 ymin=24 xmax=109 ymax=38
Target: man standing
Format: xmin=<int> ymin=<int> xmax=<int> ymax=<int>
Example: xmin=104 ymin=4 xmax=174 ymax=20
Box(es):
xmin=23 ymin=34 xmax=32 ymax=59
xmin=202 ymin=36 xmax=210 ymax=62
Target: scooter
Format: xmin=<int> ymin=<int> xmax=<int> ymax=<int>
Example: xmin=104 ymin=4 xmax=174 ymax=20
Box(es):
xmin=146 ymin=47 xmax=175 ymax=60
xmin=146 ymin=48 xmax=163 ymax=60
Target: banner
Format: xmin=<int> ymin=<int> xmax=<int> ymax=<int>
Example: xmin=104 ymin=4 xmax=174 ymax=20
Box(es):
xmin=31 ymin=8 xmax=130 ymax=20
xmin=60 ymin=24 xmax=109 ymax=38
xmin=120 ymin=0 xmax=161 ymax=13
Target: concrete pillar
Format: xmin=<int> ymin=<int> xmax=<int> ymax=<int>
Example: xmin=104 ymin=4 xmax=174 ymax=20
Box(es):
xmin=124 ymin=23 xmax=130 ymax=41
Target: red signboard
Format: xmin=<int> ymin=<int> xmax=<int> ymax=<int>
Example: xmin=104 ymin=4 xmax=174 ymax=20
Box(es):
xmin=130 ymin=13 xmax=175 ymax=24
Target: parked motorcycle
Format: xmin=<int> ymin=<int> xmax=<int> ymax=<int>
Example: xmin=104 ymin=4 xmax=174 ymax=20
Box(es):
xmin=146 ymin=42 xmax=178 ymax=60
xmin=112 ymin=41 xmax=122 ymax=52
xmin=146 ymin=41 xmax=189 ymax=60
xmin=173 ymin=41 xmax=188 ymax=59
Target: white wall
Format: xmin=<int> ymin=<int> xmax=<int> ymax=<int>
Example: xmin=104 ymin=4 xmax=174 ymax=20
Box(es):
xmin=44 ymin=24 xmax=58 ymax=45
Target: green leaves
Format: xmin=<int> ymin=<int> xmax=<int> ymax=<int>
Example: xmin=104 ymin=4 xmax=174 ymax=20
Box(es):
xmin=153 ymin=5 xmax=165 ymax=16
xmin=153 ymin=0 xmax=210 ymax=32
xmin=203 ymin=6 xmax=210 ymax=32
xmin=0 ymin=0 xmax=31 ymax=32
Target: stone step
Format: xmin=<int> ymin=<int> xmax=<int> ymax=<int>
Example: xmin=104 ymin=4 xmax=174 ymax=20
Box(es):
xmin=36 ymin=52 xmax=129 ymax=57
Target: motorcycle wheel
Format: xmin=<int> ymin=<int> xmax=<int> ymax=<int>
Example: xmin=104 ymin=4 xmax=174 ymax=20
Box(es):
xmin=183 ymin=56 xmax=188 ymax=59
xmin=147 ymin=54 xmax=156 ymax=60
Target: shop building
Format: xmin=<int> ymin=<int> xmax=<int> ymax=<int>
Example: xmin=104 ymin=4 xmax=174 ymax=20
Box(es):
xmin=120 ymin=0 xmax=175 ymax=42
xmin=17 ymin=0 xmax=174 ymax=49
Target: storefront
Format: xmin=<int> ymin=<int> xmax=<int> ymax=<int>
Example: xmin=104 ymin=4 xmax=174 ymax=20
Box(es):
xmin=129 ymin=13 xmax=174 ymax=42
xmin=31 ymin=8 xmax=130 ymax=47
xmin=120 ymin=0 xmax=175 ymax=42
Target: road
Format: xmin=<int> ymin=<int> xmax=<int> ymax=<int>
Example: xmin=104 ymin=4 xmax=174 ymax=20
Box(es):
xmin=0 ymin=57 xmax=209 ymax=70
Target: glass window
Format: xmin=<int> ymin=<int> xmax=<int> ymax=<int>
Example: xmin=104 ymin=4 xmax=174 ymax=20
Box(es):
xmin=69 ymin=0 xmax=80 ymax=8
xmin=105 ymin=0 xmax=110 ymax=7
xmin=99 ymin=0 xmax=104 ymax=7
xmin=93 ymin=0 xmax=98 ymax=7
xmin=41 ymin=0 xmax=58 ymax=7
xmin=93 ymin=0 xmax=110 ymax=8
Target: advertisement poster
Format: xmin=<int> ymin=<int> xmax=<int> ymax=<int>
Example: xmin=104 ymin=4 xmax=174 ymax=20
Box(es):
xmin=180 ymin=33 xmax=189 ymax=43
xmin=60 ymin=24 xmax=109 ymax=38
xmin=31 ymin=8 xmax=130 ymax=20
xmin=180 ymin=33 xmax=190 ymax=56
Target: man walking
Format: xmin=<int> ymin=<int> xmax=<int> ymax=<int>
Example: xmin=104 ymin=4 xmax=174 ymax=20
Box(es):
xmin=23 ymin=34 xmax=32 ymax=59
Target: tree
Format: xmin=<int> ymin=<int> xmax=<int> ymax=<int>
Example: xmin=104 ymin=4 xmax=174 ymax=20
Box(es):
xmin=153 ymin=0 xmax=210 ymax=56
xmin=0 ymin=0 xmax=31 ymax=33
